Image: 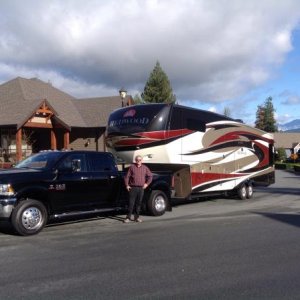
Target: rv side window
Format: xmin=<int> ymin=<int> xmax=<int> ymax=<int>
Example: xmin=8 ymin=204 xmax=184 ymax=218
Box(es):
xmin=170 ymin=106 xmax=206 ymax=132
xmin=186 ymin=118 xmax=206 ymax=132
xmin=169 ymin=107 xmax=182 ymax=130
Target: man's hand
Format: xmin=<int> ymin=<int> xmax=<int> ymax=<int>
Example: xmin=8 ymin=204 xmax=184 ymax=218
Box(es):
xmin=126 ymin=185 xmax=131 ymax=191
xmin=143 ymin=183 xmax=148 ymax=189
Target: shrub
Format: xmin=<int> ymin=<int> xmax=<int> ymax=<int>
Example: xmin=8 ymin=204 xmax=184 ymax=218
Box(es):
xmin=275 ymin=163 xmax=287 ymax=170
xmin=294 ymin=165 xmax=300 ymax=173
xmin=275 ymin=147 xmax=287 ymax=162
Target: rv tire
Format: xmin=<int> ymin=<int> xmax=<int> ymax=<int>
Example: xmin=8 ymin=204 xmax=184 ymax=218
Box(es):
xmin=237 ymin=184 xmax=247 ymax=200
xmin=246 ymin=184 xmax=254 ymax=199
xmin=147 ymin=190 xmax=168 ymax=216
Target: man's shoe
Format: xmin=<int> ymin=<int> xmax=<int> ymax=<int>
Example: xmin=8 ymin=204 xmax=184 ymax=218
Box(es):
xmin=135 ymin=218 xmax=142 ymax=223
xmin=123 ymin=218 xmax=130 ymax=223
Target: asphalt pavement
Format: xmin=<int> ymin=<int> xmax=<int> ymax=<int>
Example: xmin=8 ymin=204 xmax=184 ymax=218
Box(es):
xmin=0 ymin=170 xmax=299 ymax=300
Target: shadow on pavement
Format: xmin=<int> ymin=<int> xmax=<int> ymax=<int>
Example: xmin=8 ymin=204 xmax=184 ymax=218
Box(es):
xmin=46 ymin=212 xmax=125 ymax=228
xmin=255 ymin=187 xmax=300 ymax=196
xmin=255 ymin=212 xmax=300 ymax=228
xmin=0 ymin=214 xmax=127 ymax=235
xmin=0 ymin=221 xmax=15 ymax=235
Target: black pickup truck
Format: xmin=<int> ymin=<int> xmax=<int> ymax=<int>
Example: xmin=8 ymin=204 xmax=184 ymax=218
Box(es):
xmin=0 ymin=151 xmax=173 ymax=235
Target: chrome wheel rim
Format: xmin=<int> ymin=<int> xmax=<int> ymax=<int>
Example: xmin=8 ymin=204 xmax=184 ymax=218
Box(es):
xmin=154 ymin=195 xmax=166 ymax=212
xmin=241 ymin=187 xmax=247 ymax=197
xmin=21 ymin=207 xmax=43 ymax=230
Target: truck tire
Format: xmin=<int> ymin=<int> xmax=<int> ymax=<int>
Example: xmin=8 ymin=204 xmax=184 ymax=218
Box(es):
xmin=237 ymin=184 xmax=247 ymax=200
xmin=147 ymin=190 xmax=168 ymax=216
xmin=246 ymin=184 xmax=254 ymax=199
xmin=11 ymin=199 xmax=48 ymax=236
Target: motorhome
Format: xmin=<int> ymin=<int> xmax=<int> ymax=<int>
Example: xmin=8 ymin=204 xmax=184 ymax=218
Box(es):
xmin=106 ymin=103 xmax=275 ymax=200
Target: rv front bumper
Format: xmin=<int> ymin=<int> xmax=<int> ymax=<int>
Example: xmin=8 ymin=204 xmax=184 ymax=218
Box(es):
xmin=0 ymin=198 xmax=17 ymax=219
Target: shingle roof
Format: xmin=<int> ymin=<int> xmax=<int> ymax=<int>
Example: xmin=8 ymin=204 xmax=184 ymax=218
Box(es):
xmin=0 ymin=77 xmax=127 ymax=129
xmin=274 ymin=132 xmax=300 ymax=148
xmin=73 ymin=96 xmax=126 ymax=127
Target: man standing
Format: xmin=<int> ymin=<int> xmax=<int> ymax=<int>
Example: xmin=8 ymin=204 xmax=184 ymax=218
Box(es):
xmin=124 ymin=155 xmax=153 ymax=223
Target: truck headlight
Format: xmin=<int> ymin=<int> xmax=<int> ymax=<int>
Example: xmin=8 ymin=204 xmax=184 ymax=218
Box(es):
xmin=0 ymin=184 xmax=15 ymax=196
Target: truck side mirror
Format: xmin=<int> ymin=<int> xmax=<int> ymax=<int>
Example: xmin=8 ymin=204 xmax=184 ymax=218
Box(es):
xmin=71 ymin=159 xmax=81 ymax=172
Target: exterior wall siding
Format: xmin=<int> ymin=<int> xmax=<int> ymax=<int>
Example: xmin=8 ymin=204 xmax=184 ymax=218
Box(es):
xmin=69 ymin=128 xmax=106 ymax=151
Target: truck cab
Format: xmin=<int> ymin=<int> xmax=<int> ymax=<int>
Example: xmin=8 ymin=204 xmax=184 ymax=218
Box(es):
xmin=0 ymin=151 xmax=124 ymax=235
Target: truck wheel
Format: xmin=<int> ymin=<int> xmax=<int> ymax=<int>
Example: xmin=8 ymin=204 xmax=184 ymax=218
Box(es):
xmin=246 ymin=184 xmax=254 ymax=199
xmin=11 ymin=199 xmax=48 ymax=236
xmin=147 ymin=190 xmax=168 ymax=216
xmin=237 ymin=184 xmax=247 ymax=200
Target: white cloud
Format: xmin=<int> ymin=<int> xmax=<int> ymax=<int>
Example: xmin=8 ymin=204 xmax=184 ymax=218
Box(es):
xmin=282 ymin=95 xmax=300 ymax=105
xmin=276 ymin=113 xmax=292 ymax=124
xmin=279 ymin=90 xmax=300 ymax=105
xmin=0 ymin=0 xmax=300 ymax=104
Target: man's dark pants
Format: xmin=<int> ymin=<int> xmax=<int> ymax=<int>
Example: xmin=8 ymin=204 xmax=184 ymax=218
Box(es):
xmin=127 ymin=187 xmax=144 ymax=220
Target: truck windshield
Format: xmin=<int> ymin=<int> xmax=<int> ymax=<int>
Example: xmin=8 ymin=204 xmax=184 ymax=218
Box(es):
xmin=15 ymin=152 xmax=64 ymax=170
xmin=107 ymin=104 xmax=171 ymax=135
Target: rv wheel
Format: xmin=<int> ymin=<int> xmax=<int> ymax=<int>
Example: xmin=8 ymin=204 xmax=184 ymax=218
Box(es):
xmin=237 ymin=184 xmax=247 ymax=200
xmin=147 ymin=190 xmax=168 ymax=216
xmin=246 ymin=184 xmax=254 ymax=199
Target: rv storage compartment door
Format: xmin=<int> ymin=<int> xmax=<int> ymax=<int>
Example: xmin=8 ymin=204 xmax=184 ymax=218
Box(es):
xmin=174 ymin=166 xmax=192 ymax=198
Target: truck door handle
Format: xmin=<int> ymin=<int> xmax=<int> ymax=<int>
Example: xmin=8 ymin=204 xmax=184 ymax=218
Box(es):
xmin=81 ymin=176 xmax=89 ymax=180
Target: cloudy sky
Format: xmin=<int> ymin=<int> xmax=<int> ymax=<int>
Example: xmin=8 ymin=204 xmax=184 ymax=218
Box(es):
xmin=1 ymin=0 xmax=300 ymax=125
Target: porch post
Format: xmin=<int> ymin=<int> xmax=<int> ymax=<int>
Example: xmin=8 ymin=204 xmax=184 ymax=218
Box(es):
xmin=51 ymin=129 xmax=57 ymax=150
xmin=16 ymin=128 xmax=22 ymax=162
xmin=63 ymin=131 xmax=70 ymax=149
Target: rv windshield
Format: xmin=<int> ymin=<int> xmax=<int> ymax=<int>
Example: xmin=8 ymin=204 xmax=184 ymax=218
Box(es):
xmin=107 ymin=104 xmax=171 ymax=135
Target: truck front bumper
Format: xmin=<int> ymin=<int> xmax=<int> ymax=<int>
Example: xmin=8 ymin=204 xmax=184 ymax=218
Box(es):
xmin=0 ymin=198 xmax=17 ymax=219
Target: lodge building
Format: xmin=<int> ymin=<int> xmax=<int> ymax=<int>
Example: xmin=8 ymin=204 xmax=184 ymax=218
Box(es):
xmin=0 ymin=77 xmax=132 ymax=164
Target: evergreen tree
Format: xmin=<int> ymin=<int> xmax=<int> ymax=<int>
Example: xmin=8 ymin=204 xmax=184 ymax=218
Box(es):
xmin=254 ymin=97 xmax=278 ymax=132
xmin=141 ymin=61 xmax=176 ymax=103
xmin=263 ymin=97 xmax=278 ymax=132
xmin=255 ymin=105 xmax=265 ymax=130
xmin=133 ymin=93 xmax=143 ymax=104
xmin=223 ymin=107 xmax=231 ymax=117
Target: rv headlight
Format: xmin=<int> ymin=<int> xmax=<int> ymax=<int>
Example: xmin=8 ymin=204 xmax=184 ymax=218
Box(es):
xmin=0 ymin=184 xmax=15 ymax=196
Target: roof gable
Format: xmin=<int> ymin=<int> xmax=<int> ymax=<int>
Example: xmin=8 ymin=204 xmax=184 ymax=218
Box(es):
xmin=0 ymin=77 xmax=85 ymax=128
xmin=0 ymin=77 xmax=131 ymax=129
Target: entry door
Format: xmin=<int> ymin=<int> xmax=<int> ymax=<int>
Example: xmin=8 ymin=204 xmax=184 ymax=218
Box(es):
xmin=31 ymin=129 xmax=51 ymax=152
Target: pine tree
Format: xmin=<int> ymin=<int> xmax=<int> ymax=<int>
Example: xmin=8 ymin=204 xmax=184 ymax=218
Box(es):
xmin=141 ymin=61 xmax=176 ymax=103
xmin=254 ymin=97 xmax=278 ymax=132
xmin=255 ymin=105 xmax=265 ymax=130
xmin=133 ymin=93 xmax=143 ymax=104
xmin=263 ymin=97 xmax=278 ymax=132
xmin=223 ymin=107 xmax=231 ymax=117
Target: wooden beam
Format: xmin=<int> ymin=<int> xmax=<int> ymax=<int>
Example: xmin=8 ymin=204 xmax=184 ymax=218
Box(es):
xmin=16 ymin=129 xmax=22 ymax=162
xmin=64 ymin=131 xmax=70 ymax=149
xmin=23 ymin=122 xmax=53 ymax=128
xmin=36 ymin=109 xmax=53 ymax=115
xmin=51 ymin=130 xmax=57 ymax=150
xmin=36 ymin=102 xmax=53 ymax=115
